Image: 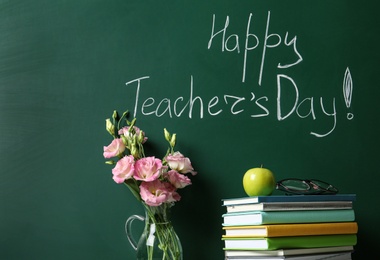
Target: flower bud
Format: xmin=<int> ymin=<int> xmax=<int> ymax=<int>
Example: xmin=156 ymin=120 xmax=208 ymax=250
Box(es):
xmin=112 ymin=110 xmax=118 ymax=120
xmin=164 ymin=128 xmax=171 ymax=142
xmin=131 ymin=146 xmax=139 ymax=158
xmin=121 ymin=135 xmax=128 ymax=146
xmin=131 ymin=135 xmax=138 ymax=146
xmin=137 ymin=130 xmax=145 ymax=143
xmin=121 ymin=110 xmax=128 ymax=119
xmin=106 ymin=119 xmax=115 ymax=136
xmin=170 ymin=133 xmax=176 ymax=148
xmin=105 ymin=160 xmax=115 ymax=165
xmin=129 ymin=118 xmax=136 ymax=128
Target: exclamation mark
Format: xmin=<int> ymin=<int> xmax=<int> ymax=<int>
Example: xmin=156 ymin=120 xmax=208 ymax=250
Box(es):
xmin=343 ymin=67 xmax=354 ymax=120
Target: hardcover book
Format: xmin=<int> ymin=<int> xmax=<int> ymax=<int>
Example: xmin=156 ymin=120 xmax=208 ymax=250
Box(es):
xmin=222 ymin=194 xmax=356 ymax=206
xmin=222 ymin=234 xmax=357 ymax=250
xmin=222 ymin=209 xmax=355 ymax=226
xmin=223 ymin=222 xmax=358 ymax=237
xmin=225 ymin=251 xmax=352 ymax=259
xmin=225 ymin=201 xmax=353 ymax=213
xmin=225 ymin=251 xmax=352 ymax=260
xmin=223 ymin=245 xmax=354 ymax=257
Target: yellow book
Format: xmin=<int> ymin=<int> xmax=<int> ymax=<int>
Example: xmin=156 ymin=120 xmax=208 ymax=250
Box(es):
xmin=222 ymin=222 xmax=358 ymax=238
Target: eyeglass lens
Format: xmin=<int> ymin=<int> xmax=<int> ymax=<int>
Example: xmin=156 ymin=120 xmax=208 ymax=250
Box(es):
xmin=277 ymin=179 xmax=338 ymax=195
xmin=280 ymin=179 xmax=309 ymax=191
xmin=310 ymin=180 xmax=338 ymax=193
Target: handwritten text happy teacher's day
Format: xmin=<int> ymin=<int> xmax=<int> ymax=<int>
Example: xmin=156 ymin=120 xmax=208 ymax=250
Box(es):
xmin=126 ymin=12 xmax=354 ymax=138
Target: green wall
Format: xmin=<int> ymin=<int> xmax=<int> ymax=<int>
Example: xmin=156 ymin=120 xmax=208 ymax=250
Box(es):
xmin=1 ymin=1 xmax=378 ymax=259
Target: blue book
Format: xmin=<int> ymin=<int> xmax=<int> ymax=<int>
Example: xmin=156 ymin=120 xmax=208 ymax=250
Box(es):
xmin=222 ymin=209 xmax=355 ymax=226
xmin=222 ymin=194 xmax=356 ymax=206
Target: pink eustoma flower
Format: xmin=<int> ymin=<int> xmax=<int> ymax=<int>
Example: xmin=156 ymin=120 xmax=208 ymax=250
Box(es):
xmin=166 ymin=170 xmax=192 ymax=189
xmin=163 ymin=182 xmax=181 ymax=202
xmin=112 ymin=155 xmax=135 ymax=184
xmin=103 ymin=138 xmax=125 ymax=158
xmin=140 ymin=180 xmax=169 ymax=206
xmin=165 ymin=152 xmax=197 ymax=175
xmin=134 ymin=156 xmax=163 ymax=182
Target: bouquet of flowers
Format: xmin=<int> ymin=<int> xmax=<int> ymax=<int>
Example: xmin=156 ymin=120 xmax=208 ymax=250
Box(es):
xmin=103 ymin=110 xmax=197 ymax=206
xmin=102 ymin=110 xmax=197 ymax=259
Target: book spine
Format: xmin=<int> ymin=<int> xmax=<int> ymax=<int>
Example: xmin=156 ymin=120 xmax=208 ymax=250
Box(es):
xmin=258 ymin=195 xmax=356 ymax=203
xmin=222 ymin=194 xmax=356 ymax=205
xmin=266 ymin=222 xmax=358 ymax=237
xmin=223 ymin=222 xmax=358 ymax=237
xmin=261 ymin=209 xmax=355 ymax=224
xmin=266 ymin=234 xmax=357 ymax=250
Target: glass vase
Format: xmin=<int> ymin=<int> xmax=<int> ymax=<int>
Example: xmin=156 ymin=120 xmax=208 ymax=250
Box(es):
xmin=125 ymin=203 xmax=183 ymax=260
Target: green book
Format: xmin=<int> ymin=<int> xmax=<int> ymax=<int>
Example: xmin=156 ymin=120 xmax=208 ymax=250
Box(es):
xmin=222 ymin=234 xmax=357 ymax=250
xmin=222 ymin=209 xmax=355 ymax=226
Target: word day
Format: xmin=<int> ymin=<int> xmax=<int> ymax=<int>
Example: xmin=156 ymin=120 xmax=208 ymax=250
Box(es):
xmin=126 ymin=75 xmax=337 ymax=138
xmin=207 ymin=11 xmax=303 ymax=85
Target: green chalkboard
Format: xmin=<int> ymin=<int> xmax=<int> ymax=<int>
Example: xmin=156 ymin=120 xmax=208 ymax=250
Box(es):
xmin=1 ymin=1 xmax=379 ymax=259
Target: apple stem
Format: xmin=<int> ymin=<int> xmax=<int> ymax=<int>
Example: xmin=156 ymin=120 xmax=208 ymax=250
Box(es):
xmin=261 ymin=164 xmax=263 ymax=168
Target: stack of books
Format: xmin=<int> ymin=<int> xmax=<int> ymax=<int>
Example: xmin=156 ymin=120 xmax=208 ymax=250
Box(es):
xmin=221 ymin=194 xmax=358 ymax=260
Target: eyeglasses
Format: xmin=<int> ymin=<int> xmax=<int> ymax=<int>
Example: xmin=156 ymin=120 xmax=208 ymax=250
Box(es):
xmin=276 ymin=178 xmax=338 ymax=195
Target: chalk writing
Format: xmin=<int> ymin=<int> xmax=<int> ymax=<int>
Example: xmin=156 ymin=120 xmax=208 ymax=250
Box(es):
xmin=343 ymin=67 xmax=354 ymax=120
xmin=125 ymin=11 xmax=353 ymax=138
xmin=207 ymin=11 xmax=302 ymax=85
xmin=126 ymin=75 xmax=337 ymax=138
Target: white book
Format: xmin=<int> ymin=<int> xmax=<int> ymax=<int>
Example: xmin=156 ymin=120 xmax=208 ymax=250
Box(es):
xmin=224 ymin=246 xmax=354 ymax=258
xmin=225 ymin=251 xmax=352 ymax=259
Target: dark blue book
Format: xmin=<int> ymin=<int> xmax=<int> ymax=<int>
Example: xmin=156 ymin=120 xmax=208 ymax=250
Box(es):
xmin=222 ymin=194 xmax=356 ymax=206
